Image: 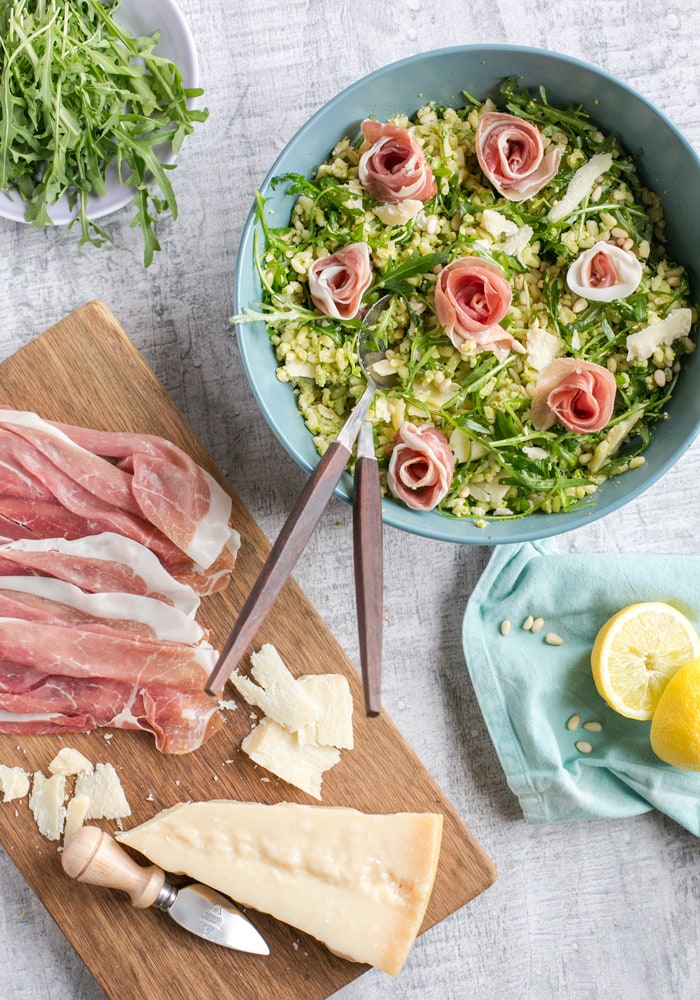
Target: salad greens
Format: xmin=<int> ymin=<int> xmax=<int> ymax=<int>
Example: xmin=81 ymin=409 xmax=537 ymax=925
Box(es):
xmin=0 ymin=0 xmax=207 ymax=265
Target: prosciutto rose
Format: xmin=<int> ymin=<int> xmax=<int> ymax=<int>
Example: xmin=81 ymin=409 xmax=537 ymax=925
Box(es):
xmin=531 ymin=358 xmax=617 ymax=433
xmin=387 ymin=422 xmax=455 ymax=511
xmin=476 ymin=111 xmax=563 ymax=202
xmin=307 ymin=242 xmax=372 ymax=320
xmin=358 ymin=120 xmax=437 ymax=205
xmin=434 ymin=256 xmax=520 ymax=358
xmin=567 ymin=241 xmax=643 ymax=302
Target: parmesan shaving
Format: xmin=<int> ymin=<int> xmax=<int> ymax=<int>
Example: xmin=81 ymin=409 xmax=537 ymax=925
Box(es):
xmin=29 ymin=771 xmax=66 ymax=841
xmin=74 ymin=763 xmax=131 ymax=821
xmin=0 ymin=764 xmax=29 ymax=801
xmin=241 ymin=718 xmax=340 ymax=800
xmin=547 ymin=153 xmax=614 ymax=223
xmin=48 ymin=747 xmax=93 ymax=776
xmin=626 ymin=308 xmax=693 ymax=361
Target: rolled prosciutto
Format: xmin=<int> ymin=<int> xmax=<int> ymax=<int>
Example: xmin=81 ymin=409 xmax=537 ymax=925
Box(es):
xmin=567 ymin=242 xmax=643 ymax=302
xmin=434 ymin=256 xmax=520 ymax=358
xmin=531 ymin=358 xmax=617 ymax=433
xmin=387 ymin=422 xmax=455 ymax=511
xmin=358 ymin=120 xmax=437 ymax=204
xmin=476 ymin=111 xmax=563 ymax=202
xmin=307 ymin=242 xmax=373 ymax=320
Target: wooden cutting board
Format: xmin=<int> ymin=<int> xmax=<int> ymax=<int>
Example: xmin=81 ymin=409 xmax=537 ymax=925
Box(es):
xmin=0 ymin=302 xmax=496 ymax=999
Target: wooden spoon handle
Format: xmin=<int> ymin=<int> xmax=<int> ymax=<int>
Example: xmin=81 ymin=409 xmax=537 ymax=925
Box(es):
xmin=353 ymin=431 xmax=383 ymax=716
xmin=61 ymin=826 xmax=165 ymax=909
xmin=206 ymin=439 xmax=352 ymax=693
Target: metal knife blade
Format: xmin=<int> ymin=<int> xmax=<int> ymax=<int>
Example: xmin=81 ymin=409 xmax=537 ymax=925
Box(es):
xmin=61 ymin=826 xmax=269 ymax=955
xmin=160 ymin=881 xmax=269 ymax=954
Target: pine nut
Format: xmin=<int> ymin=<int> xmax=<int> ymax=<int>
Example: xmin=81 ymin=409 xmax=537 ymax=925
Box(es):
xmin=572 ymin=297 xmax=588 ymax=313
xmin=575 ymin=741 xmax=593 ymax=754
xmin=582 ymin=721 xmax=603 ymax=733
xmin=545 ymin=632 xmax=563 ymax=645
xmin=500 ymin=619 xmax=512 ymax=636
xmin=522 ymin=615 xmax=534 ymax=631
xmin=566 ymin=714 xmax=581 ymax=731
xmin=531 ymin=617 xmax=545 ymax=633
xmin=653 ymin=369 xmax=666 ymax=387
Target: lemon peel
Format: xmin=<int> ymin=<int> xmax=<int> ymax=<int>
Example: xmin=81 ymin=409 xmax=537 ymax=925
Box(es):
xmin=650 ymin=658 xmax=700 ymax=771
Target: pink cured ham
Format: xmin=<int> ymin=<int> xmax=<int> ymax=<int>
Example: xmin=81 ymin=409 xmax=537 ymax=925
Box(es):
xmin=0 ymin=681 xmax=222 ymax=754
xmin=566 ymin=242 xmax=643 ymax=303
xmin=49 ymin=418 xmax=239 ymax=569
xmin=476 ymin=112 xmax=563 ymax=202
xmin=434 ymin=257 xmax=521 ymax=359
xmin=308 ymin=242 xmax=373 ymax=320
xmin=0 ymin=409 xmax=239 ymax=595
xmin=387 ymin=422 xmax=455 ymax=511
xmin=0 ymin=533 xmax=200 ymax=614
xmin=0 ymin=618 xmax=217 ymax=692
xmin=531 ymin=358 xmax=617 ymax=433
xmin=358 ymin=120 xmax=437 ymax=204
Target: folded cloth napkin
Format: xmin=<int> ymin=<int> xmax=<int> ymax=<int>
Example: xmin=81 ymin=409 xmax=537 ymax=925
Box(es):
xmin=463 ymin=538 xmax=700 ymax=835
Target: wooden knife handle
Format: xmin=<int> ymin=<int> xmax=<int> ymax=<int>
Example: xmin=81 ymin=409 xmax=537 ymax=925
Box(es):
xmin=206 ymin=439 xmax=352 ymax=694
xmin=353 ymin=449 xmax=383 ymax=717
xmin=61 ymin=826 xmax=165 ymax=909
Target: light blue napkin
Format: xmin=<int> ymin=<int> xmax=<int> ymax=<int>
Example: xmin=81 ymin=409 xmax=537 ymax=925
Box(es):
xmin=463 ymin=538 xmax=700 ymax=835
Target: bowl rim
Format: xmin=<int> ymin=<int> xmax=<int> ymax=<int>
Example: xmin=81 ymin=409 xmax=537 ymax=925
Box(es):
xmin=234 ymin=44 xmax=700 ymax=545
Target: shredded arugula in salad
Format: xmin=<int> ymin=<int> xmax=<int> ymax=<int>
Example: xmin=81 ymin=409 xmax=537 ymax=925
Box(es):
xmin=0 ymin=0 xmax=207 ymax=266
xmin=237 ymin=79 xmax=696 ymax=522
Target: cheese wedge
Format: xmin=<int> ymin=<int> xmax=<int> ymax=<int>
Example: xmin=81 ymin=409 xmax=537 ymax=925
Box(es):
xmin=117 ymin=800 xmax=443 ymax=975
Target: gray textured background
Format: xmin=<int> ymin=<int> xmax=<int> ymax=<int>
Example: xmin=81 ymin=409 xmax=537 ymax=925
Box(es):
xmin=0 ymin=1 xmax=699 ymax=998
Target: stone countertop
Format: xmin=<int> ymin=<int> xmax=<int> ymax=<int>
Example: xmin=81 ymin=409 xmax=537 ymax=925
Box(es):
xmin=0 ymin=1 xmax=698 ymax=997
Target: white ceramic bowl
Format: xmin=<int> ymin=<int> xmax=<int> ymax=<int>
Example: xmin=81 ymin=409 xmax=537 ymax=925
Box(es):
xmin=0 ymin=0 xmax=198 ymax=226
xmin=234 ymin=45 xmax=700 ymax=544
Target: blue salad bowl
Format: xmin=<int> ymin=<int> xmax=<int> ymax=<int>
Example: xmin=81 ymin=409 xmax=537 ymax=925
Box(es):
xmin=233 ymin=45 xmax=700 ymax=544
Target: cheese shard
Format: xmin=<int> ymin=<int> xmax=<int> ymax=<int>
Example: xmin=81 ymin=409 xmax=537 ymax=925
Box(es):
xmin=297 ymin=674 xmax=354 ymax=749
xmin=29 ymin=771 xmax=66 ymax=840
xmin=117 ymin=800 xmax=443 ymax=976
xmin=74 ymin=763 xmax=131 ymax=821
xmin=64 ymin=793 xmax=91 ymax=844
xmin=231 ymin=644 xmax=320 ymax=732
xmin=48 ymin=747 xmax=93 ymax=777
xmin=625 ymin=308 xmax=692 ymax=361
xmin=241 ymin=718 xmax=340 ymax=799
xmin=0 ymin=764 xmax=29 ymax=801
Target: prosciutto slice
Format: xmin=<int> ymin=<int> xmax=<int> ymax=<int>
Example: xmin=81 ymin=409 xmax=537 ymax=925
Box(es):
xmin=434 ymin=257 xmax=521 ymax=359
xmin=308 ymin=242 xmax=373 ymax=320
xmin=0 ymin=533 xmax=200 ymax=613
xmin=566 ymin=242 xmax=643 ymax=302
xmin=0 ymin=409 xmax=239 ymax=595
xmin=476 ymin=112 xmax=563 ymax=202
xmin=531 ymin=358 xmax=617 ymax=433
xmin=387 ymin=422 xmax=455 ymax=511
xmin=0 ymin=681 xmax=222 ymax=754
xmin=358 ymin=120 xmax=437 ymax=204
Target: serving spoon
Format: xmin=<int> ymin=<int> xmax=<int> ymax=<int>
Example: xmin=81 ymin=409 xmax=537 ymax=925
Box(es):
xmin=205 ymin=296 xmax=396 ymax=715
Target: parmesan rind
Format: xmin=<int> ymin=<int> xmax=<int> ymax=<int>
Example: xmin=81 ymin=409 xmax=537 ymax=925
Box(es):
xmin=547 ymin=152 xmax=614 ymax=223
xmin=297 ymin=675 xmax=354 ymax=749
xmin=74 ymin=763 xmax=131 ymax=820
xmin=0 ymin=764 xmax=29 ymax=802
xmin=241 ymin=718 xmax=340 ymax=800
xmin=48 ymin=747 xmax=93 ymax=777
xmin=117 ymin=800 xmax=444 ymax=976
xmin=625 ymin=308 xmax=692 ymax=361
xmin=29 ymin=772 xmax=66 ymax=840
xmin=232 ymin=644 xmax=320 ymax=733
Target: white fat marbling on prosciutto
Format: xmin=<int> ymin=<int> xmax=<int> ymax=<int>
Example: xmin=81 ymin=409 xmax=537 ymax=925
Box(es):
xmin=0 ymin=576 xmax=205 ymax=644
xmin=625 ymin=308 xmax=693 ymax=361
xmin=547 ymin=153 xmax=614 ymax=223
xmin=0 ymin=532 xmax=200 ymax=614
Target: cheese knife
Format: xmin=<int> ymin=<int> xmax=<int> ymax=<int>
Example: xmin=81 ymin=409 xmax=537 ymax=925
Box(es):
xmin=61 ymin=826 xmax=269 ymax=954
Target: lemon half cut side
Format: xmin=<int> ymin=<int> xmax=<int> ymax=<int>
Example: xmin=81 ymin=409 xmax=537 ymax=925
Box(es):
xmin=591 ymin=602 xmax=700 ymax=720
xmin=650 ymin=658 xmax=700 ymax=770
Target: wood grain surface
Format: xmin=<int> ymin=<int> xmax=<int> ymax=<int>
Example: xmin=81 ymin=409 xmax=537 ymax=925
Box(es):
xmin=0 ymin=302 xmax=496 ymax=1000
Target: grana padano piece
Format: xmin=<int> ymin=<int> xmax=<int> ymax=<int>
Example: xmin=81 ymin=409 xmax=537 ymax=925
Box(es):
xmin=29 ymin=771 xmax=66 ymax=840
xmin=48 ymin=747 xmax=93 ymax=776
xmin=117 ymin=800 xmax=443 ymax=976
xmin=547 ymin=153 xmax=614 ymax=223
xmin=241 ymin=718 xmax=340 ymax=799
xmin=625 ymin=308 xmax=692 ymax=361
xmin=232 ymin=644 xmax=320 ymax=733
xmin=297 ymin=674 xmax=354 ymax=749
xmin=74 ymin=763 xmax=130 ymax=821
xmin=0 ymin=764 xmax=29 ymax=802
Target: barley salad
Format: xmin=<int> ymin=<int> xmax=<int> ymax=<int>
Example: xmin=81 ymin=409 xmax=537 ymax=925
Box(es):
xmin=240 ymin=78 xmax=696 ymax=524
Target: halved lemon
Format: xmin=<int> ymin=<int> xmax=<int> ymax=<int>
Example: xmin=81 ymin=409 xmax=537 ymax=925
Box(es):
xmin=650 ymin=658 xmax=700 ymax=770
xmin=591 ymin=602 xmax=700 ymax=720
